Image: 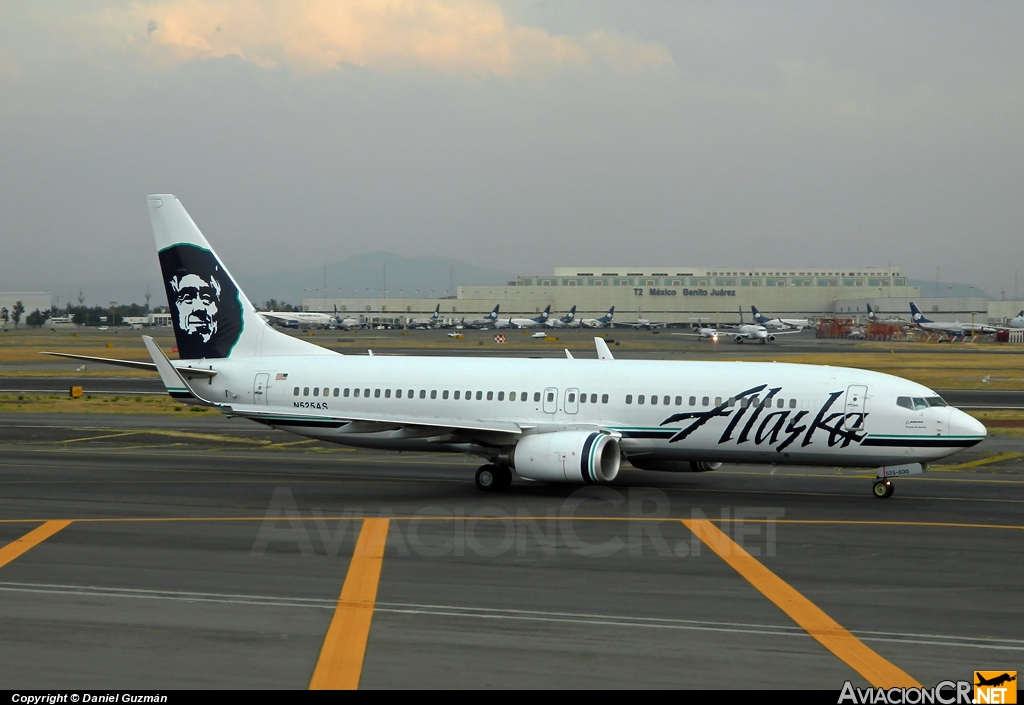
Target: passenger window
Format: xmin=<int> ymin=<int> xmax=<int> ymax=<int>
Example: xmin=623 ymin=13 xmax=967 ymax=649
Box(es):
xmin=373 ymin=389 xmax=380 ymax=398
xmin=626 ymin=395 xmax=633 ymax=404
xmin=293 ymin=387 xmax=299 ymax=396
xmin=323 ymin=388 xmax=329 ymax=396
xmin=420 ymin=390 xmax=426 ymax=399
xmin=454 ymin=391 xmax=460 ymax=400
xmin=579 ymin=393 xmax=586 ymax=404
xmin=364 ymin=388 xmax=370 ymax=397
xmin=912 ymin=397 xmax=928 ymax=410
xmin=487 ymin=391 xmax=494 ymax=401
xmin=522 ymin=391 xmax=527 ymax=401
xmin=396 ymin=389 xmax=402 ymax=399
xmin=689 ymin=396 xmax=696 ymax=406
xmin=638 ymin=395 xmax=645 ymax=404
xmin=509 ymin=391 xmax=516 ymax=401
xmin=546 ymin=392 xmax=554 ymax=402
xmin=384 ymin=389 xmax=391 ymax=398
xmin=353 ymin=388 xmax=360 ymax=398
xmin=789 ymin=398 xmax=796 ymax=408
xmin=591 ymin=394 xmax=598 ymax=404
xmin=476 ymin=391 xmax=483 ymax=400
xmin=408 ymin=389 xmax=413 ymax=398
xmin=431 ymin=390 xmax=437 ymax=399
xmin=649 ymin=395 xmax=656 ymax=405
xmin=715 ymin=397 xmax=722 ymax=406
xmin=465 ymin=390 xmax=471 ymax=400
xmin=702 ymin=396 xmax=709 ymax=407
xmin=534 ymin=392 xmax=541 ymax=402
xmin=344 ymin=388 xmax=350 ymax=397
xmin=498 ymin=391 xmax=505 ymax=401
xmin=777 ymin=398 xmax=784 ymax=408
xmin=601 ymin=394 xmax=608 ymax=404
xmin=333 ymin=388 xmax=339 ymax=397
xmin=568 ymin=392 xmax=576 ymax=403
xmin=443 ymin=390 xmax=449 ymax=399
xmin=663 ymin=396 xmax=670 ymax=406
xmin=313 ymin=388 xmax=319 ymax=397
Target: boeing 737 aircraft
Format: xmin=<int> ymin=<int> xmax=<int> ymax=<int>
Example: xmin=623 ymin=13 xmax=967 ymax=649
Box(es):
xmin=463 ymin=305 xmax=502 ymax=329
xmin=507 ymin=305 xmax=551 ymax=329
xmin=580 ymin=307 xmax=615 ymax=329
xmin=909 ymin=303 xmax=995 ymax=337
xmin=751 ymin=306 xmax=809 ymax=330
xmin=408 ymin=304 xmax=441 ymax=329
xmin=546 ymin=305 xmax=578 ymax=328
xmin=672 ymin=319 xmax=719 ymax=342
xmin=43 ymin=196 xmax=987 ymax=499
xmin=260 ymin=310 xmax=335 ymax=329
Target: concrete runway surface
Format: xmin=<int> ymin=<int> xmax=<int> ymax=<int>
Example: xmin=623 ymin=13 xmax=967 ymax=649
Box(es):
xmin=0 ymin=412 xmax=1021 ymax=689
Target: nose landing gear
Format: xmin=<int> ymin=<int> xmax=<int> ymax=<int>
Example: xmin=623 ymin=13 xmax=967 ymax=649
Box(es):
xmin=872 ymin=479 xmax=894 ymax=499
xmin=475 ymin=464 xmax=512 ymax=492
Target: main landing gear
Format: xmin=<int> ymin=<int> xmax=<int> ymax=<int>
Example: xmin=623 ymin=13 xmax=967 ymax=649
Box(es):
xmin=475 ymin=464 xmax=512 ymax=492
xmin=872 ymin=479 xmax=894 ymax=499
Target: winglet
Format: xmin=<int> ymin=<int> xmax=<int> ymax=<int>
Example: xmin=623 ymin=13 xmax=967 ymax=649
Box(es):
xmin=594 ymin=337 xmax=614 ymax=360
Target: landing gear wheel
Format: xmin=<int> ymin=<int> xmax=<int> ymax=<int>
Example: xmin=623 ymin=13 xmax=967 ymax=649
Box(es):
xmin=475 ymin=464 xmax=512 ymax=492
xmin=872 ymin=480 xmax=894 ymax=499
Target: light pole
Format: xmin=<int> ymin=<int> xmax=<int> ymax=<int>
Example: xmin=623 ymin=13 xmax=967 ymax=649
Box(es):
xmin=109 ymin=301 xmax=117 ymax=327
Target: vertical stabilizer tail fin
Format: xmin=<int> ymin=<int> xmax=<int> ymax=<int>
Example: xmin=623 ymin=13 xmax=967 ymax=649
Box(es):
xmin=148 ymin=194 xmax=329 ymax=360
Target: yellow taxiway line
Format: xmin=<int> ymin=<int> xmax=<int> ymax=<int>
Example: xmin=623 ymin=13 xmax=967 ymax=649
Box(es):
xmin=309 ymin=518 xmax=390 ymax=690
xmin=683 ymin=518 xmax=920 ymax=688
xmin=0 ymin=520 xmax=73 ymax=568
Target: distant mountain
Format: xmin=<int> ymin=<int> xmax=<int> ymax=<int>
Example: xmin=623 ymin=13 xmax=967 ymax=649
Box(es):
xmin=238 ymin=252 xmax=516 ymax=307
xmin=907 ymin=280 xmax=992 ymax=299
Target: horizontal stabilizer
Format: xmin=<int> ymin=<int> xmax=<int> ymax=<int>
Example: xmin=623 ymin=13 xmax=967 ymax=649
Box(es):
xmin=40 ymin=351 xmax=217 ymax=378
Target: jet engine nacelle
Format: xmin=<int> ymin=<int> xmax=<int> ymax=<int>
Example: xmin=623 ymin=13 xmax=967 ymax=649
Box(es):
xmin=767 ymin=334 xmax=776 ymax=343
xmin=513 ymin=431 xmax=620 ymax=483
xmin=628 ymin=458 xmax=723 ymax=473
xmin=734 ymin=334 xmax=745 ymax=343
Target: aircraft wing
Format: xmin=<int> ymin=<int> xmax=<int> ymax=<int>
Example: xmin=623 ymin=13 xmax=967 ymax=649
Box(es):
xmin=769 ymin=329 xmax=803 ymax=335
xmin=259 ymin=312 xmax=299 ymax=325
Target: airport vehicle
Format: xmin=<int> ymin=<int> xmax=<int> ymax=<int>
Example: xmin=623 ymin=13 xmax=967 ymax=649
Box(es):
xmin=463 ymin=305 xmax=503 ymax=329
xmin=44 ymin=196 xmax=987 ymax=499
xmin=909 ymin=303 xmax=995 ymax=337
xmin=507 ymin=305 xmax=551 ymax=329
xmin=408 ymin=305 xmax=441 ymax=329
xmin=447 ymin=332 xmax=464 ymax=339
xmin=530 ymin=331 xmax=549 ymax=339
xmin=751 ymin=306 xmax=808 ymax=330
xmin=579 ymin=307 xmax=615 ymax=329
xmin=546 ymin=305 xmax=578 ymax=328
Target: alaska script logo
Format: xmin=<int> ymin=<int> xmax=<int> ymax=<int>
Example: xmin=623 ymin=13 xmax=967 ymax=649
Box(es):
xmin=159 ymin=244 xmax=243 ymax=359
xmin=659 ymin=384 xmax=866 ymax=452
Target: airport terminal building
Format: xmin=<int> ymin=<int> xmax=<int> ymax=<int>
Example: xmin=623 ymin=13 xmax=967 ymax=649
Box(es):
xmin=304 ymin=265 xmax=973 ymax=326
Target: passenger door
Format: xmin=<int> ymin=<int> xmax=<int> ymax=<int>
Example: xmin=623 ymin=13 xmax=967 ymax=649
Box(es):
xmin=543 ymin=387 xmax=558 ymax=414
xmin=253 ymin=373 xmax=269 ymax=405
xmin=844 ymin=385 xmax=867 ymax=431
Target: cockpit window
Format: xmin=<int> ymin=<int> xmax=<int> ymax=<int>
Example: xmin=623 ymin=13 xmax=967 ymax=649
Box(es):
xmin=912 ymin=397 xmax=929 ymax=410
xmin=896 ymin=396 xmax=914 ymax=410
xmin=925 ymin=396 xmax=948 ymax=407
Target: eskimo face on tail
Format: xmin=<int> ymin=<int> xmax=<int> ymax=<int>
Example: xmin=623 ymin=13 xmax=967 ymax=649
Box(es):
xmin=159 ymin=244 xmax=242 ymax=359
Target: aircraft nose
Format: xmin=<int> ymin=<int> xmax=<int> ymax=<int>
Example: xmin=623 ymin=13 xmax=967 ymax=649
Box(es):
xmin=949 ymin=409 xmax=986 ymax=444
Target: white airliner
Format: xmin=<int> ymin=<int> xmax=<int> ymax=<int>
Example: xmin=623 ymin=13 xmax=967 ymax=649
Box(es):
xmin=44 ymin=196 xmax=987 ymax=499
xmin=580 ymin=307 xmax=615 ymax=329
xmin=546 ymin=305 xmax=578 ymax=328
xmin=260 ymin=310 xmax=335 ymax=329
xmin=464 ymin=305 xmax=502 ymax=329
xmin=508 ymin=305 xmax=551 ymax=329
xmin=751 ymin=306 xmax=809 ymax=330
xmin=909 ymin=303 xmax=995 ymax=337
xmin=408 ymin=304 xmax=441 ymax=329
xmin=672 ymin=319 xmax=719 ymax=342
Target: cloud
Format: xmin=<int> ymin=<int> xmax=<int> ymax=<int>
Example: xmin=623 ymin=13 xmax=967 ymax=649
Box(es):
xmin=104 ymin=0 xmax=672 ymax=77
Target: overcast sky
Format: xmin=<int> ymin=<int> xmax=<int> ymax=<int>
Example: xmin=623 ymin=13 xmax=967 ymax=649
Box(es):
xmin=1 ymin=1 xmax=1022 ymax=304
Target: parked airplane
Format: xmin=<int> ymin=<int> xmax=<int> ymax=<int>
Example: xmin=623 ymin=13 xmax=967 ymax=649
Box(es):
xmin=751 ymin=306 xmax=808 ymax=330
xmin=865 ymin=304 xmax=905 ymax=324
xmin=1009 ymin=310 xmax=1024 ymax=329
xmin=45 ymin=195 xmax=987 ymax=500
xmin=909 ymin=303 xmax=995 ymax=337
xmin=508 ymin=305 xmax=551 ymax=329
xmin=463 ymin=305 xmax=502 ymax=329
xmin=546 ymin=305 xmax=578 ymax=328
xmin=408 ymin=304 xmax=441 ymax=329
xmin=261 ymin=310 xmax=336 ymax=329
xmin=615 ymin=317 xmax=665 ymax=330
xmin=579 ymin=307 xmax=615 ymax=328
